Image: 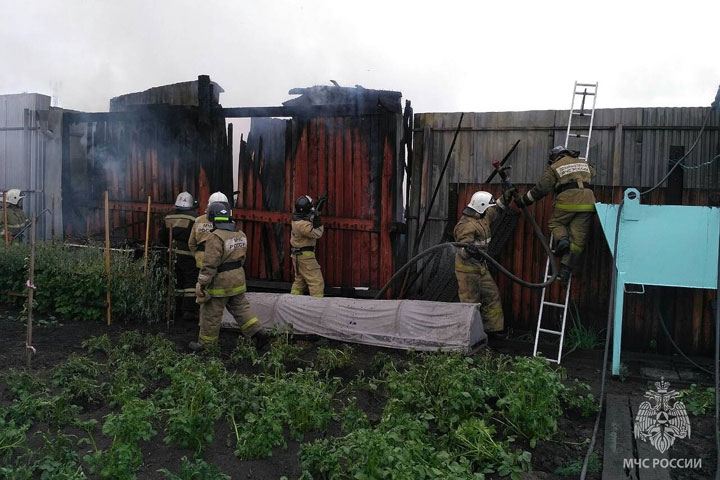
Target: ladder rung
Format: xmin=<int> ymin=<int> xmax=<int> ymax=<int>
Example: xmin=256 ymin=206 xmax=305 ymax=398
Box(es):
xmin=572 ymin=111 xmax=589 ymax=115
xmin=539 ymin=328 xmax=563 ymax=335
xmin=574 ymin=91 xmax=596 ymax=96
xmin=543 ymin=301 xmax=566 ymax=308
xmin=571 ymin=133 xmax=590 ymax=138
xmin=545 ymin=358 xmax=560 ymax=364
xmin=576 ymin=83 xmax=597 ymax=87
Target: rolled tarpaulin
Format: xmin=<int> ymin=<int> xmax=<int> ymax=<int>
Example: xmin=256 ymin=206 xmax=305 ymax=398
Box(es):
xmin=222 ymin=292 xmax=487 ymax=354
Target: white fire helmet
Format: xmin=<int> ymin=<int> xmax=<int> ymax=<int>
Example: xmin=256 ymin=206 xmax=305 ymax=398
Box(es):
xmin=208 ymin=191 xmax=228 ymax=205
xmin=174 ymin=192 xmax=194 ymax=210
xmin=1 ymin=189 xmax=25 ymax=206
xmin=467 ymin=191 xmax=495 ymax=214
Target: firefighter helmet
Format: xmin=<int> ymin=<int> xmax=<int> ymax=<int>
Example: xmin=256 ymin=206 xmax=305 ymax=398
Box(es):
xmin=1 ymin=189 xmax=24 ymax=206
xmin=549 ymin=145 xmax=571 ymax=163
xmin=467 ymin=191 xmax=495 ymax=214
xmin=207 ymin=201 xmax=231 ymax=223
xmin=208 ymin=191 xmax=229 ymax=205
xmin=295 ymin=195 xmax=313 ymax=215
xmin=174 ymin=192 xmax=194 ymax=210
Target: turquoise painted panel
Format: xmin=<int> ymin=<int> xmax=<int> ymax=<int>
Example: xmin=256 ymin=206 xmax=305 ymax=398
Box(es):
xmin=596 ymin=189 xmax=720 ymax=290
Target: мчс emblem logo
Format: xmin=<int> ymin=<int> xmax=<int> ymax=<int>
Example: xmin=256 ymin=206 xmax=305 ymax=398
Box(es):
xmin=633 ymin=377 xmax=691 ymax=453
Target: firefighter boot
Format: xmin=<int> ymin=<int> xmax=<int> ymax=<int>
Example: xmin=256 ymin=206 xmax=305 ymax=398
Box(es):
xmin=558 ymin=265 xmax=572 ymax=284
xmin=553 ymin=238 xmax=570 ymax=258
xmin=188 ymin=341 xmax=204 ymax=352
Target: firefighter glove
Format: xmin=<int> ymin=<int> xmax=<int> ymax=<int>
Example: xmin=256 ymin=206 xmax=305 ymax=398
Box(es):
xmin=502 ymin=186 xmax=517 ymax=203
xmin=465 ymin=244 xmax=483 ymax=260
xmin=312 ymin=214 xmax=323 ymax=229
xmin=515 ymin=193 xmax=532 ymax=207
xmin=195 ymin=282 xmax=211 ymax=304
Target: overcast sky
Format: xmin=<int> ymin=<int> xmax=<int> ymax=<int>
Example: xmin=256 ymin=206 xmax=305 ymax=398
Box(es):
xmin=1 ymin=0 xmax=719 ymax=114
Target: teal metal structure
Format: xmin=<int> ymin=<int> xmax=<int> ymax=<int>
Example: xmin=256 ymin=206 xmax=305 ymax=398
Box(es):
xmin=595 ymin=188 xmax=720 ymax=375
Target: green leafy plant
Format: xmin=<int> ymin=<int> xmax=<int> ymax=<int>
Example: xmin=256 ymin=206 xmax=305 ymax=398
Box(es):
xmin=51 ymin=354 xmax=106 ymax=404
xmin=0 ymin=242 xmax=167 ymax=323
xmin=84 ymin=399 xmax=157 ymax=480
xmin=315 ymin=344 xmax=355 ymax=373
xmin=158 ymin=356 xmax=225 ymax=453
xmin=679 ymin=384 xmax=715 ymax=416
xmin=32 ymin=431 xmax=87 ymax=479
xmin=158 ymin=456 xmax=230 ymax=480
xmin=564 ymin=301 xmax=604 ymax=354
xmin=337 ymin=397 xmax=370 ymax=433
xmin=555 ymin=452 xmax=599 ymax=475
xmin=451 ymin=418 xmax=532 ymax=478
xmin=82 ymin=334 xmax=112 ymax=354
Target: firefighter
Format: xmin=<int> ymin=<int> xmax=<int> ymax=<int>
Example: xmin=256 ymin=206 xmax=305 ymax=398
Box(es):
xmin=290 ymin=195 xmax=325 ymax=297
xmin=190 ymin=201 xmax=265 ymax=351
xmin=189 ymin=191 xmax=228 ymax=268
xmin=454 ymin=189 xmax=513 ymax=335
xmin=516 ymin=145 xmax=596 ymax=282
xmin=0 ymin=189 xmax=29 ymax=240
xmin=160 ymin=192 xmax=199 ymax=321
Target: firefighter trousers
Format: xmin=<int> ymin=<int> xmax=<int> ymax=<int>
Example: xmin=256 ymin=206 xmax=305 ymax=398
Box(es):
xmin=290 ymin=253 xmax=325 ymax=297
xmin=548 ymin=210 xmax=594 ymax=268
xmin=455 ymin=264 xmax=504 ymax=333
xmin=198 ymin=293 xmax=260 ymax=345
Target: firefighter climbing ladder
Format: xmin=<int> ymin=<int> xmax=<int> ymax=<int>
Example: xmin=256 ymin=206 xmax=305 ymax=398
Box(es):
xmin=533 ymin=81 xmax=598 ymax=364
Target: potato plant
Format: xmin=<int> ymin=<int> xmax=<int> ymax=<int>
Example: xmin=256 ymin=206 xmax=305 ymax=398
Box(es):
xmin=0 ymin=329 xmax=597 ymax=479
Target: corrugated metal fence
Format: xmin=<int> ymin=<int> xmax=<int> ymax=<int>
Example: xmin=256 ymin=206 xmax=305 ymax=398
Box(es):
xmin=409 ymin=107 xmax=720 ymax=355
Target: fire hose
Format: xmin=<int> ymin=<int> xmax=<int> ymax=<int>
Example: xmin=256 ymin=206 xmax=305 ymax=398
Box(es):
xmin=375 ymin=165 xmax=559 ymax=299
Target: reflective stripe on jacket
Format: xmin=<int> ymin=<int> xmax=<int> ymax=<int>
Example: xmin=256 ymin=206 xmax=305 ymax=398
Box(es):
xmin=197 ymin=227 xmax=248 ymax=298
xmin=526 ymin=154 xmax=596 ymax=211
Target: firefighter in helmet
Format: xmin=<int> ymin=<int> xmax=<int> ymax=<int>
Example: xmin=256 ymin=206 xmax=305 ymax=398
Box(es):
xmin=190 ymin=201 xmax=265 ymax=351
xmin=1 ymin=189 xmax=29 ymax=240
xmin=516 ymin=145 xmax=596 ymax=282
xmin=290 ymin=194 xmax=325 ymax=297
xmin=189 ymin=191 xmax=228 ymax=268
xmin=160 ymin=192 xmax=199 ymax=321
xmin=454 ymin=188 xmax=513 ymax=335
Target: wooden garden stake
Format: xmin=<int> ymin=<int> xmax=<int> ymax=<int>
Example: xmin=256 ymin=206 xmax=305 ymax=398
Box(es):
xmin=143 ymin=196 xmax=152 ymax=274
xmin=25 ymin=216 xmax=37 ymax=369
xmin=104 ymin=191 xmax=112 ymax=326
xmin=3 ymin=191 xmax=8 ymax=245
xmin=166 ymin=226 xmax=173 ymax=329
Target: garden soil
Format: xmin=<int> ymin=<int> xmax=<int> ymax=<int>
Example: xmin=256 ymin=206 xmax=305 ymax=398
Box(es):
xmin=0 ymin=307 xmax=715 ymax=479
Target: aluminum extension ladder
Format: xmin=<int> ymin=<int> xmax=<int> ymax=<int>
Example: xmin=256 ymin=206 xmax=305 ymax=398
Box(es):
xmin=533 ymin=81 xmax=598 ymax=364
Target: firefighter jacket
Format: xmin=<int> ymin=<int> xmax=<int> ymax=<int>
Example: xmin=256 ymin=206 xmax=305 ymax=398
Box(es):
xmin=290 ymin=219 xmax=324 ymax=255
xmin=188 ymin=213 xmax=214 ymax=267
xmin=160 ymin=210 xmax=196 ymax=256
xmin=525 ymin=154 xmax=596 ymax=212
xmin=197 ymin=225 xmax=248 ymax=297
xmin=454 ymin=202 xmax=505 ymax=274
xmin=1 ymin=205 xmax=28 ymax=237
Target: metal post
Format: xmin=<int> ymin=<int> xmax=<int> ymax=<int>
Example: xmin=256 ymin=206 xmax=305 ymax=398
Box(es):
xmin=3 ymin=191 xmax=8 ymax=245
xmin=104 ymin=191 xmax=112 ymax=326
xmin=50 ymin=193 xmax=55 ymax=239
xmin=144 ymin=196 xmax=152 ymax=274
xmin=25 ymin=216 xmax=37 ymax=368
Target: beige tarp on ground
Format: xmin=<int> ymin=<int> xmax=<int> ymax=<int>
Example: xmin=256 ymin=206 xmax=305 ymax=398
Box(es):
xmin=222 ymin=293 xmax=487 ymax=354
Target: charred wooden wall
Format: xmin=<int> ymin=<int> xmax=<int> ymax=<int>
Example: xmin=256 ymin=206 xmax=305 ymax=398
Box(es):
xmin=235 ymin=111 xmax=405 ymax=292
xmin=61 ymin=77 xmax=231 ymax=243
